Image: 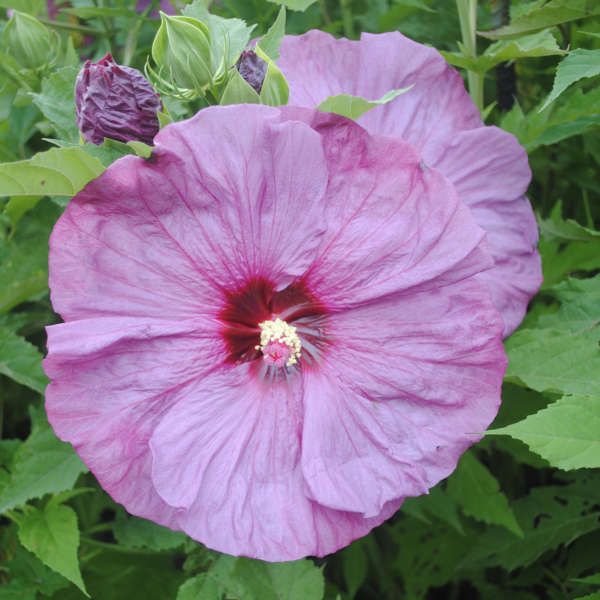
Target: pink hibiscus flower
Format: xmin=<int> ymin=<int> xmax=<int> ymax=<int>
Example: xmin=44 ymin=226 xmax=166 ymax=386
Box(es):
xmin=44 ymin=104 xmax=506 ymax=560
xmin=278 ymin=30 xmax=542 ymax=337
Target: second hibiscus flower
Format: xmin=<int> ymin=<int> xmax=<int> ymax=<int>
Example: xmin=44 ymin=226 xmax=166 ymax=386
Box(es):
xmin=278 ymin=30 xmax=542 ymax=337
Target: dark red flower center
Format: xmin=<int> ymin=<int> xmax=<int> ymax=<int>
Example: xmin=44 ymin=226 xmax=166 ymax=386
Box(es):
xmin=219 ymin=277 xmax=327 ymax=368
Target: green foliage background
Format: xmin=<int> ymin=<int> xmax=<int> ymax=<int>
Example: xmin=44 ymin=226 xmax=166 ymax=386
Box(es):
xmin=1 ymin=0 xmax=600 ymax=598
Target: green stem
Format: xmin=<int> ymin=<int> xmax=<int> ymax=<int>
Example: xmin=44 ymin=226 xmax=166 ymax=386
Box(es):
xmin=123 ymin=0 xmax=157 ymax=65
xmin=340 ymin=0 xmax=355 ymax=39
xmin=38 ymin=17 xmax=103 ymax=36
xmin=319 ymin=0 xmax=332 ymax=25
xmin=583 ymin=189 xmax=593 ymax=228
xmin=80 ymin=537 xmax=172 ymax=555
xmin=457 ymin=0 xmax=484 ymax=113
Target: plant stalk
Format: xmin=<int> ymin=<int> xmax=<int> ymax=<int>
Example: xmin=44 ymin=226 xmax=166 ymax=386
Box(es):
xmin=456 ymin=0 xmax=483 ymax=113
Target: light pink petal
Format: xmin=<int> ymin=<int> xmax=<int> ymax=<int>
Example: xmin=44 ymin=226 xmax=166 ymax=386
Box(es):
xmin=278 ymin=30 xmax=542 ymax=335
xmin=279 ymin=30 xmax=481 ymax=157
xmin=50 ymin=104 xmax=328 ymax=321
xmin=276 ymin=110 xmax=493 ymax=308
xmin=44 ymin=316 xmax=226 ymax=525
xmin=149 ymin=365 xmax=402 ymax=560
xmin=433 ymin=126 xmax=542 ymax=335
xmin=301 ymin=279 xmax=505 ymax=516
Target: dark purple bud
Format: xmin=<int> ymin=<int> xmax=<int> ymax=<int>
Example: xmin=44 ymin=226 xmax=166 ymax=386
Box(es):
xmin=235 ymin=50 xmax=268 ymax=94
xmin=75 ymin=53 xmax=162 ymax=146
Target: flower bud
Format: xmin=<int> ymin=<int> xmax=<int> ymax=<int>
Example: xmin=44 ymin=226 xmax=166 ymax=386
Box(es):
xmin=235 ymin=50 xmax=267 ymax=94
xmin=151 ymin=12 xmax=213 ymax=91
xmin=75 ymin=53 xmax=162 ymax=146
xmin=3 ymin=11 xmax=55 ymax=70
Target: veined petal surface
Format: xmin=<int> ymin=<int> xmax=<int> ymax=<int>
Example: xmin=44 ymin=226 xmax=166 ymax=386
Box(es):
xmin=49 ymin=105 xmax=329 ymax=321
xmin=278 ymin=30 xmax=542 ymax=335
xmin=45 ymin=104 xmax=506 ymax=561
xmin=149 ymin=365 xmax=402 ymax=560
xmin=301 ymin=279 xmax=505 ymax=517
xmin=44 ymin=316 xmax=225 ymax=524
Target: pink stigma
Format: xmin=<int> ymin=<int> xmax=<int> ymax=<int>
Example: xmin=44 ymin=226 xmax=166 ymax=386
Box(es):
xmin=262 ymin=340 xmax=293 ymax=368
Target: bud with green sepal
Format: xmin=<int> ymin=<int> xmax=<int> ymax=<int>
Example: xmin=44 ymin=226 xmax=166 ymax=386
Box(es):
xmin=220 ymin=7 xmax=289 ymax=107
xmin=253 ymin=45 xmax=289 ymax=107
xmin=149 ymin=11 xmax=219 ymax=101
xmin=2 ymin=11 xmax=58 ymax=71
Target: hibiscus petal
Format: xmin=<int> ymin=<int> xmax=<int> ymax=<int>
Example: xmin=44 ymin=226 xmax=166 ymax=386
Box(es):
xmin=282 ymin=110 xmax=493 ymax=308
xmin=50 ymin=105 xmax=329 ymax=321
xmin=151 ymin=105 xmax=329 ymax=290
xmin=149 ymin=365 xmax=402 ymax=560
xmin=301 ymin=279 xmax=505 ymax=517
xmin=279 ymin=30 xmax=481 ymax=156
xmin=278 ymin=30 xmax=542 ymax=335
xmin=433 ymin=126 xmax=542 ymax=335
xmin=44 ymin=316 xmax=224 ymax=524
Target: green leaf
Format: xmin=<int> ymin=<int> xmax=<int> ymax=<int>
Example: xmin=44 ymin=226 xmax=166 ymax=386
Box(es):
xmin=0 ymin=539 xmax=70 ymax=598
xmin=182 ymin=555 xmax=324 ymax=600
xmin=392 ymin=0 xmax=435 ymax=12
xmin=29 ymin=67 xmax=79 ymax=143
xmin=266 ymin=0 xmax=317 ymax=11
xmin=0 ymin=0 xmax=44 ymax=14
xmin=501 ymin=86 xmax=600 ymax=151
xmin=479 ymin=0 xmax=600 ymax=40
xmin=505 ymin=328 xmax=600 ymax=396
xmin=441 ymin=30 xmax=565 ymax=74
xmin=459 ymin=473 xmax=600 ymax=571
xmin=0 ymin=200 xmax=61 ymax=314
xmin=229 ymin=558 xmax=325 ymax=600
xmin=538 ymin=275 xmax=600 ymax=333
xmin=113 ymin=515 xmax=188 ymax=551
xmin=82 ymin=549 xmax=185 ymax=600
xmin=257 ymin=6 xmax=286 ymax=61
xmin=318 ymin=87 xmax=413 ymax=120
xmin=0 ymin=326 xmax=47 ymax=394
xmin=540 ymin=49 xmax=600 ymax=111
xmin=391 ymin=517 xmax=473 ymax=598
xmin=538 ymin=201 xmax=600 ymax=243
xmin=573 ymin=573 xmax=600 ymax=585
xmin=490 ymin=395 xmax=600 ymax=470
xmin=0 ymin=409 xmax=88 ymax=513
xmin=538 ymin=238 xmax=600 ymax=288
xmin=177 ymin=574 xmax=221 ymax=600
xmin=3 ymin=195 xmax=42 ymax=228
xmin=340 ymin=541 xmax=369 ymax=599
xmin=401 ymin=486 xmax=465 ymax=534
xmin=0 ymin=146 xmax=105 ymax=197
xmin=447 ymin=451 xmax=523 ymax=537
xmin=127 ymin=141 xmax=154 ymax=159
xmin=16 ymin=502 xmax=87 ymax=595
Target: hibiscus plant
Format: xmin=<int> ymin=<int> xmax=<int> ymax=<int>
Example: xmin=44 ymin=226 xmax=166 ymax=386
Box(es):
xmin=0 ymin=1 xmax=599 ymax=599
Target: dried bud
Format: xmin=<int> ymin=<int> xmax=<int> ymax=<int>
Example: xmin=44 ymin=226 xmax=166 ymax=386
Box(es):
xmin=75 ymin=53 xmax=162 ymax=146
xmin=3 ymin=11 xmax=55 ymax=70
xmin=235 ymin=50 xmax=267 ymax=94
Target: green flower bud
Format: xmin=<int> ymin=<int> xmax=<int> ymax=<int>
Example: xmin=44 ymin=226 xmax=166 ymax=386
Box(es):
xmin=2 ymin=11 xmax=55 ymax=70
xmin=151 ymin=12 xmax=213 ymax=92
